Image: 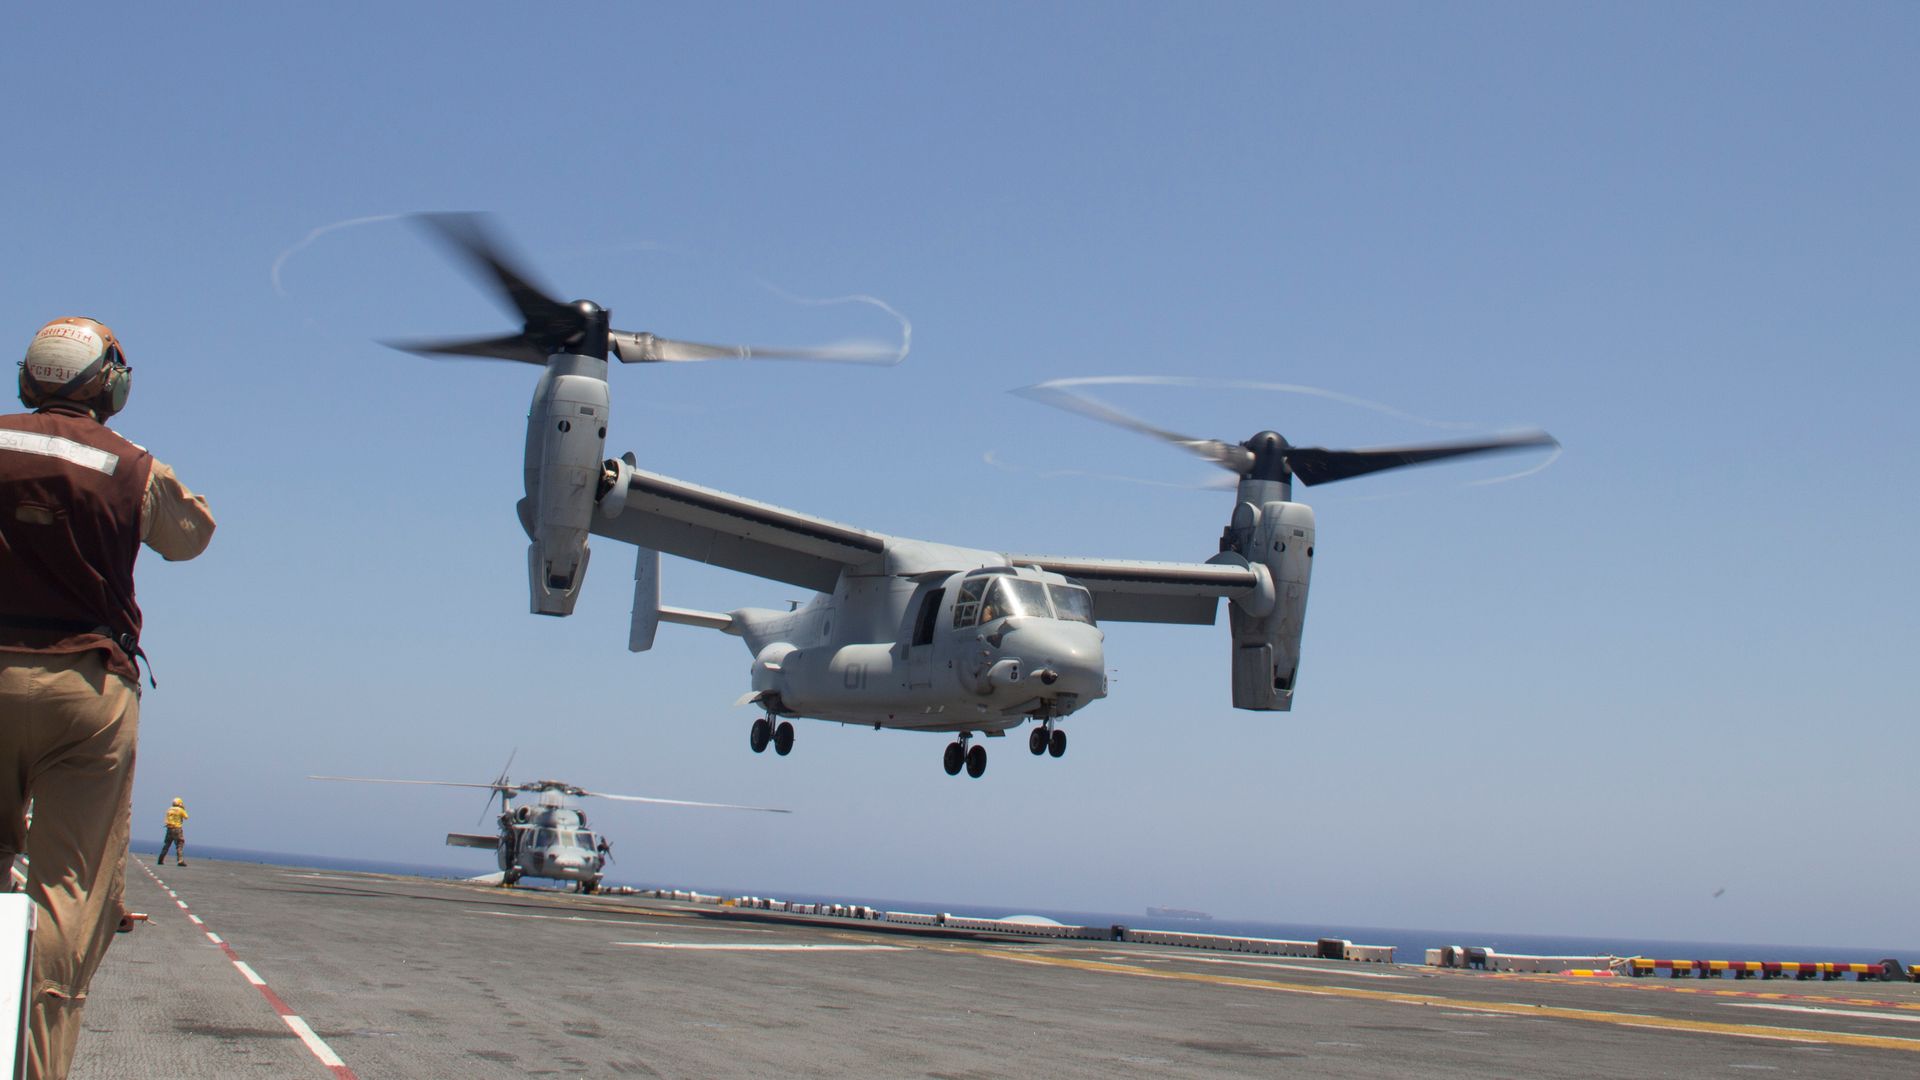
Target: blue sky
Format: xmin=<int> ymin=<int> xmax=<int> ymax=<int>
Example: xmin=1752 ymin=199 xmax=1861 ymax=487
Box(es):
xmin=4 ymin=3 xmax=1916 ymax=949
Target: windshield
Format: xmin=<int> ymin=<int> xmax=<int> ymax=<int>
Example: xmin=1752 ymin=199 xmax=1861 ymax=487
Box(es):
xmin=572 ymin=831 xmax=596 ymax=849
xmin=954 ymin=575 xmax=1059 ymax=626
xmin=981 ymin=578 xmax=1051 ymax=622
xmin=1049 ymin=584 xmax=1095 ymax=625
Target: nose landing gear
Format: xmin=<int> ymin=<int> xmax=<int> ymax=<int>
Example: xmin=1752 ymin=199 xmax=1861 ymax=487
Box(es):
xmin=1028 ymin=723 xmax=1067 ymax=759
xmin=943 ymin=736 xmax=988 ymax=778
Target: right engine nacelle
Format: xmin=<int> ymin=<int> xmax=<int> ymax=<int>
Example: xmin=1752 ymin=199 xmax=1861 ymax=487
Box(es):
xmin=1223 ymin=500 xmax=1315 ymax=711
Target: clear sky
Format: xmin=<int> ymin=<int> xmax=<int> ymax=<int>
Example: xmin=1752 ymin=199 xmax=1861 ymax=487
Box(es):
xmin=4 ymin=3 xmax=1915 ymax=950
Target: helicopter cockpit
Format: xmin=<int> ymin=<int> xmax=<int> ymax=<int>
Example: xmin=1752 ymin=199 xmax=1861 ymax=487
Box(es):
xmin=951 ymin=573 xmax=1096 ymax=629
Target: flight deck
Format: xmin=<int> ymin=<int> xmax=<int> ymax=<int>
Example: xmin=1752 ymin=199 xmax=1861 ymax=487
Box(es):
xmin=73 ymin=855 xmax=1920 ymax=1078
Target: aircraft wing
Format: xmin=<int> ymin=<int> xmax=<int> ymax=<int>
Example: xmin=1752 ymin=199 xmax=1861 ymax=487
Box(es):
xmin=590 ymin=467 xmax=891 ymax=591
xmin=1002 ymin=554 xmax=1259 ymax=625
xmin=445 ymin=833 xmax=499 ymax=849
xmin=588 ymin=465 xmax=1255 ymax=622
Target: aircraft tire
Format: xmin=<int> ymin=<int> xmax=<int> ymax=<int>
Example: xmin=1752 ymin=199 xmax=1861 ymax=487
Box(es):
xmin=1048 ymin=728 xmax=1067 ymax=758
xmin=773 ymin=721 xmax=795 ymax=756
xmin=966 ymin=743 xmax=988 ymax=779
xmin=943 ymin=742 xmax=964 ymax=776
xmin=503 ymin=870 xmax=521 ymax=887
xmin=750 ymin=718 xmax=771 ymax=753
xmin=1028 ymin=728 xmax=1047 ymax=755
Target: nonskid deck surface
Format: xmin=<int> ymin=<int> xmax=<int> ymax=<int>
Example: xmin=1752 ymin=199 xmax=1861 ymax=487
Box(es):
xmin=73 ymin=856 xmax=1920 ymax=1078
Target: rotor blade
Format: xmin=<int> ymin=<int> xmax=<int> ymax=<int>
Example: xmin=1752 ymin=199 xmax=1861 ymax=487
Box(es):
xmin=309 ymin=775 xmax=513 ymax=792
xmin=609 ymin=330 xmax=900 ymax=365
xmin=412 ymin=213 xmax=574 ymax=332
xmin=576 ymin=790 xmax=792 ymax=814
xmin=1285 ymin=431 xmax=1560 ymax=487
xmin=1011 ymin=383 xmax=1254 ymax=473
xmin=383 ymin=333 xmax=547 ymax=364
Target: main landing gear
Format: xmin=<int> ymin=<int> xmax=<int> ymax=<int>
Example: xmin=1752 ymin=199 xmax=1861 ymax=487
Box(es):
xmin=750 ymin=717 xmax=795 ymax=756
xmin=1027 ymin=724 xmax=1067 ymax=759
xmin=943 ymin=736 xmax=988 ymax=779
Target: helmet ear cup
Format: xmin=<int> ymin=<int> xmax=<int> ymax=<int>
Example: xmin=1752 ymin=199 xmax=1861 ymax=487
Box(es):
xmin=100 ymin=361 xmax=131 ymax=417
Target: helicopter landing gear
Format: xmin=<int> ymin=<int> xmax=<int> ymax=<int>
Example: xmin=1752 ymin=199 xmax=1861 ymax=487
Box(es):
xmin=502 ymin=869 xmax=521 ymax=887
xmin=1028 ymin=723 xmax=1067 ymax=758
xmin=577 ymin=878 xmax=600 ymax=895
xmin=751 ymin=717 xmax=795 ymax=756
xmin=944 ymin=736 xmax=987 ymax=778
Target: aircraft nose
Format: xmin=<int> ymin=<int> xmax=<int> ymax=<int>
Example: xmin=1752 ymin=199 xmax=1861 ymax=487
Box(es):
xmin=1002 ymin=623 xmax=1106 ymax=702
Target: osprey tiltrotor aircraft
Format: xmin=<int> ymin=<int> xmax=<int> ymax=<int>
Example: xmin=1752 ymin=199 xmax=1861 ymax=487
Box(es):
xmin=311 ymin=766 xmax=787 ymax=892
xmin=393 ymin=214 xmax=1555 ymax=779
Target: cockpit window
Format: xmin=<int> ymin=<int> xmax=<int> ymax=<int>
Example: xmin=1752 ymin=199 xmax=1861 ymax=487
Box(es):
xmin=573 ymin=831 xmax=596 ymax=849
xmin=998 ymin=578 xmax=1051 ymax=619
xmin=1049 ymin=584 xmax=1095 ymax=625
xmin=533 ymin=828 xmax=555 ymax=848
xmin=952 ymin=578 xmax=986 ymax=627
xmin=972 ymin=577 xmax=1049 ymax=624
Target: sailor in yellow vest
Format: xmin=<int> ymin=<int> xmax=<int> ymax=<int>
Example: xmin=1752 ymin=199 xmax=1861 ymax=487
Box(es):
xmin=157 ymin=799 xmax=188 ymax=866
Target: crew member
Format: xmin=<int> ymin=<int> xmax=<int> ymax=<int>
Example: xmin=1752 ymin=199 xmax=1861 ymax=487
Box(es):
xmin=158 ymin=798 xmax=188 ymax=866
xmin=0 ymin=317 xmax=215 ymax=1080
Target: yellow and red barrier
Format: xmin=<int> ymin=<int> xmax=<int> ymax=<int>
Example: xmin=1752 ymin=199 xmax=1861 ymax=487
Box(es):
xmin=1629 ymin=958 xmax=1907 ymax=982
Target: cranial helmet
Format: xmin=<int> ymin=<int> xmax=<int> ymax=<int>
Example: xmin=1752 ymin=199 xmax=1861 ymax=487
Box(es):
xmin=19 ymin=317 xmax=132 ymax=418
xmin=172 ymin=798 xmax=184 ymax=806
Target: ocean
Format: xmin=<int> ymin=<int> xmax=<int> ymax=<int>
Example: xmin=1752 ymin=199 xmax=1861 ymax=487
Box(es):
xmin=135 ymin=842 xmax=1920 ymax=967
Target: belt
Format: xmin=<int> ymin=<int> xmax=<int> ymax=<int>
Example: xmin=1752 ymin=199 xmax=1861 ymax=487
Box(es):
xmin=0 ymin=615 xmax=154 ymax=687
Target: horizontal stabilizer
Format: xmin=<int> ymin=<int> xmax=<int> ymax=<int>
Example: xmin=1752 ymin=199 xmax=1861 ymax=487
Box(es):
xmin=661 ymin=605 xmax=735 ymax=632
xmin=445 ymin=833 xmax=499 ymax=850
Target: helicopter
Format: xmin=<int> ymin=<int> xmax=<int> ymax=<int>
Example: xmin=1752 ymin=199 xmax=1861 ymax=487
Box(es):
xmin=390 ymin=214 xmax=1556 ymax=779
xmin=310 ymin=768 xmax=788 ymax=892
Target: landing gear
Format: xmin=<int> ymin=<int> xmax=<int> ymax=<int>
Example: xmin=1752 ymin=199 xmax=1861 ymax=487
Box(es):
xmin=576 ymin=878 xmax=600 ymax=895
xmin=943 ymin=735 xmax=988 ymax=778
xmin=1029 ymin=723 xmax=1067 ymax=759
xmin=752 ymin=717 xmax=795 ymax=756
xmin=502 ymin=869 xmax=521 ymax=887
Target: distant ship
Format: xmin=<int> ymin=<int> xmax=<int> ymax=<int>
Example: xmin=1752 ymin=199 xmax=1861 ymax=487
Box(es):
xmin=1146 ymin=906 xmax=1213 ymax=921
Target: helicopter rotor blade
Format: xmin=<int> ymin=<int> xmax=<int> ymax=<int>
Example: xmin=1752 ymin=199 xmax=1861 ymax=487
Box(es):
xmin=412 ymin=213 xmax=574 ymax=333
xmin=309 ymin=775 xmax=517 ymax=796
xmin=608 ymin=330 xmax=900 ymax=366
xmin=575 ymin=790 xmax=791 ymax=814
xmin=1011 ymin=383 xmax=1253 ymax=473
xmin=478 ymin=749 xmax=517 ymax=825
xmin=383 ymin=333 xmax=550 ymax=365
xmin=1015 ymin=379 xmax=1556 ymax=485
xmin=1284 ymin=431 xmax=1560 ymax=486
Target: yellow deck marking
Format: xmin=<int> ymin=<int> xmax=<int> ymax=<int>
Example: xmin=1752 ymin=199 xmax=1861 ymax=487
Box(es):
xmin=954 ymin=948 xmax=1920 ymax=1054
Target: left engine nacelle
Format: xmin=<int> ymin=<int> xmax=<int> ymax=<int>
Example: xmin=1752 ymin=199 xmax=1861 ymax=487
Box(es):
xmin=522 ymin=352 xmax=610 ymax=616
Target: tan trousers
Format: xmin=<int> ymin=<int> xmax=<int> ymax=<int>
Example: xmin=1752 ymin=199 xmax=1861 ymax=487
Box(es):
xmin=0 ymin=652 xmax=139 ymax=1080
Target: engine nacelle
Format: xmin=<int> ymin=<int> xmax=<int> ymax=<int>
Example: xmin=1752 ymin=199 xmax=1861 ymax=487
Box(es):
xmin=1223 ymin=500 xmax=1315 ymax=710
xmin=522 ymin=351 xmax=610 ymax=617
